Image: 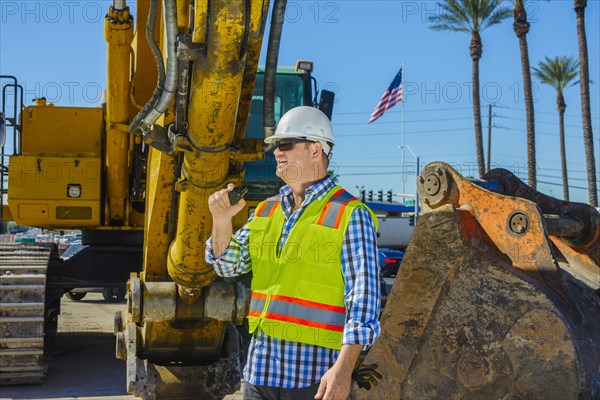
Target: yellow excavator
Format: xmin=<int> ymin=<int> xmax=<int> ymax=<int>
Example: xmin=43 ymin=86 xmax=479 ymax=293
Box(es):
xmin=1 ymin=0 xmax=334 ymax=397
xmin=1 ymin=1 xmax=598 ymax=399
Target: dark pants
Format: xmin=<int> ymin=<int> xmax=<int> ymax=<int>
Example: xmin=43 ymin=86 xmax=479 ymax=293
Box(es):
xmin=243 ymin=382 xmax=320 ymax=400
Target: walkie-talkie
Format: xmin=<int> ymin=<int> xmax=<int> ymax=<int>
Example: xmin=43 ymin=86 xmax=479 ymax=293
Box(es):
xmin=228 ymin=185 xmax=249 ymax=205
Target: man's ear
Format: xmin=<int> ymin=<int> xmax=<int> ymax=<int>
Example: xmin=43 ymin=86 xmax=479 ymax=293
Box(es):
xmin=311 ymin=141 xmax=323 ymax=159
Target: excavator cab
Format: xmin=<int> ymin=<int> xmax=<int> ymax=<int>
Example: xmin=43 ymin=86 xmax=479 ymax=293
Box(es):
xmin=244 ymin=67 xmax=315 ymax=200
xmin=243 ymin=66 xmax=335 ymax=201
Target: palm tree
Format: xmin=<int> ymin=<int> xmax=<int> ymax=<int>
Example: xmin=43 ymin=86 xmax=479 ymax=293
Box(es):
xmin=513 ymin=0 xmax=536 ymax=188
xmin=429 ymin=0 xmax=511 ymax=178
xmin=574 ymin=0 xmax=597 ymax=206
xmin=533 ymin=56 xmax=579 ymax=201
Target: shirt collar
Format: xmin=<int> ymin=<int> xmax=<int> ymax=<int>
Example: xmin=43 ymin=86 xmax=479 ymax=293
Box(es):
xmin=279 ymin=176 xmax=337 ymax=216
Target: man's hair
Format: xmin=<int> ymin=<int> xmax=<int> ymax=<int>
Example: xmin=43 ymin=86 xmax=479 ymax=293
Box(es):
xmin=322 ymin=151 xmax=330 ymax=168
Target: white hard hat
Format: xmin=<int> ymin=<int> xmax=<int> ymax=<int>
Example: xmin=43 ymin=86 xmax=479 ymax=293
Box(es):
xmin=265 ymin=106 xmax=335 ymax=155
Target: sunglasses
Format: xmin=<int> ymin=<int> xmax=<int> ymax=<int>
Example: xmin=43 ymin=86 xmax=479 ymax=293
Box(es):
xmin=273 ymin=138 xmax=315 ymax=152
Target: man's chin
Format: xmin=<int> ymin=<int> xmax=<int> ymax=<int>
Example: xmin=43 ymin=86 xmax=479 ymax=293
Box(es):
xmin=275 ymin=168 xmax=292 ymax=184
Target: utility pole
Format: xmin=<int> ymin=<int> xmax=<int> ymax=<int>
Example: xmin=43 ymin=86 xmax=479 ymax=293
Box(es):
xmin=487 ymin=103 xmax=492 ymax=173
xmin=401 ymin=62 xmax=406 ymax=197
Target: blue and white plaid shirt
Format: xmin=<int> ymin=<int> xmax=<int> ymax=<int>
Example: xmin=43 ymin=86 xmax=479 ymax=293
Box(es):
xmin=206 ymin=176 xmax=380 ymax=388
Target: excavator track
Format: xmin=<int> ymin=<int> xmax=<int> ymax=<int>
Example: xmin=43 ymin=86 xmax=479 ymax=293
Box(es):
xmin=0 ymin=243 xmax=51 ymax=385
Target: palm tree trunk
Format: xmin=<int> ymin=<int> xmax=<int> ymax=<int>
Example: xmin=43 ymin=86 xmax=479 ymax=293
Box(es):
xmin=472 ymin=59 xmax=485 ymax=178
xmin=558 ymin=93 xmax=569 ymax=201
xmin=574 ymin=0 xmax=598 ymax=206
xmin=519 ymin=36 xmax=536 ymax=190
xmin=514 ymin=1 xmax=536 ymax=189
xmin=470 ymin=34 xmax=485 ymax=178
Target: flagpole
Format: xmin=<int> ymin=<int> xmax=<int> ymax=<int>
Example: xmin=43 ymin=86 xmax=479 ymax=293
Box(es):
xmin=401 ymin=61 xmax=405 ymax=201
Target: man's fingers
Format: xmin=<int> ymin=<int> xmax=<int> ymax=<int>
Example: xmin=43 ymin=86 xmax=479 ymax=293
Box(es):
xmin=314 ymin=380 xmax=326 ymax=399
xmin=236 ymin=198 xmax=246 ymax=210
xmin=208 ymin=185 xmax=245 ymax=218
xmin=208 ymin=190 xmax=229 ymax=211
xmin=208 ymin=194 xmax=222 ymax=210
xmin=211 ymin=194 xmax=226 ymax=210
xmin=217 ymin=188 xmax=232 ymax=208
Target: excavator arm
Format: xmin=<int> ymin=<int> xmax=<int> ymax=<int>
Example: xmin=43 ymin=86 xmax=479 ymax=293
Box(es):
xmin=1 ymin=0 xmax=332 ymax=395
xmin=113 ymin=1 xmax=270 ymax=398
xmin=111 ymin=1 xmax=329 ymax=399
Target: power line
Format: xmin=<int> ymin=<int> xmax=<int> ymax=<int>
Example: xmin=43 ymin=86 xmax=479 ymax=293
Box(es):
xmin=340 ymin=171 xmax=402 ymax=176
xmin=508 ymin=170 xmax=597 ymax=189
xmin=537 ymin=180 xmax=591 ymax=191
xmin=537 ymin=173 xmax=599 ymax=183
xmin=336 ymin=165 xmax=403 ymax=168
xmin=334 ymin=106 xmax=472 ymax=115
xmin=336 ymin=127 xmax=472 ymax=137
xmin=533 ymin=166 xmax=590 ymax=174
xmin=501 ymin=116 xmax=597 ymax=130
xmin=496 ymin=104 xmax=600 ymax=121
xmin=334 ymin=156 xmax=400 ymax=160
xmin=494 ymin=125 xmax=580 ymax=138
xmin=334 ymin=122 xmax=591 ymax=138
xmin=337 ymin=104 xmax=599 ymax=121
xmin=336 ymin=166 xmax=596 ymax=181
xmin=334 ymin=155 xmax=592 ymax=174
xmin=492 ymin=157 xmax=590 ymax=172
xmin=334 ymin=117 xmax=472 ymax=126
xmin=338 ymin=172 xmax=594 ymax=190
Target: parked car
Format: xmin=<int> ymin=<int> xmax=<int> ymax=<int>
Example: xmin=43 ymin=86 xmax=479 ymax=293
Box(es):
xmin=61 ymin=243 xmax=126 ymax=303
xmin=378 ymin=248 xmax=404 ymax=278
xmin=65 ymin=285 xmax=126 ymax=303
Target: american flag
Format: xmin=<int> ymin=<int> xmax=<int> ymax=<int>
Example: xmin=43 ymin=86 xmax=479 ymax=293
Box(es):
xmin=369 ymin=67 xmax=403 ymax=123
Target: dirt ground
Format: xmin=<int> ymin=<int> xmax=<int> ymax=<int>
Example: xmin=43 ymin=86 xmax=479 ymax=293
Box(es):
xmin=0 ymin=293 xmax=243 ymax=400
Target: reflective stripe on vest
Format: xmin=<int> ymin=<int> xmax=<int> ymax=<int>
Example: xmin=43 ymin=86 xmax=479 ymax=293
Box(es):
xmin=255 ymin=198 xmax=280 ymax=217
xmin=249 ymin=292 xmax=345 ymax=332
xmin=316 ymin=189 xmax=358 ymax=229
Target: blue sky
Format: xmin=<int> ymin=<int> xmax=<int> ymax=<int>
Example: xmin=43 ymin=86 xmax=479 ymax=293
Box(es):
xmin=1 ymin=0 xmax=599 ymax=203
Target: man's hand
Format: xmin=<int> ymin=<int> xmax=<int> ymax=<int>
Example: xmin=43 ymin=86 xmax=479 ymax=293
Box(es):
xmin=315 ymin=344 xmax=363 ymax=400
xmin=314 ymin=363 xmax=353 ymax=400
xmin=208 ymin=184 xmax=246 ymax=259
xmin=208 ymin=183 xmax=247 ymax=221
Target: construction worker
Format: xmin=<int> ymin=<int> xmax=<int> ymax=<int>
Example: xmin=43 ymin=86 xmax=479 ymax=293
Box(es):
xmin=207 ymin=106 xmax=380 ymax=400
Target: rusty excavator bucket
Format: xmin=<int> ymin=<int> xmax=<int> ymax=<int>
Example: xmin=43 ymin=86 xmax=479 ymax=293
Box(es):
xmin=354 ymin=162 xmax=600 ymax=400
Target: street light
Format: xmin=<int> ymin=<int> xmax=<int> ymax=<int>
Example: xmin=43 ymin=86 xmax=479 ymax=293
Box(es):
xmin=399 ymin=145 xmax=419 ymax=224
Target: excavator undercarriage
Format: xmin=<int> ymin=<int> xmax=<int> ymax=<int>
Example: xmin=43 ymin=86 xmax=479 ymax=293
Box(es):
xmin=0 ymin=243 xmax=53 ymax=385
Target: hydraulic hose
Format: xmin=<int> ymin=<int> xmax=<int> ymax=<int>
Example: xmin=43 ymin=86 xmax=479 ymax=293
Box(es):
xmin=129 ymin=0 xmax=164 ymax=134
xmin=130 ymin=0 xmax=178 ymax=134
xmin=141 ymin=0 xmax=178 ymax=126
xmin=263 ymin=0 xmax=287 ymax=138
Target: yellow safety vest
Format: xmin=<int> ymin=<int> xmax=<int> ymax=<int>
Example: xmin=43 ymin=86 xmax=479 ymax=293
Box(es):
xmin=246 ymin=186 xmax=377 ymax=350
